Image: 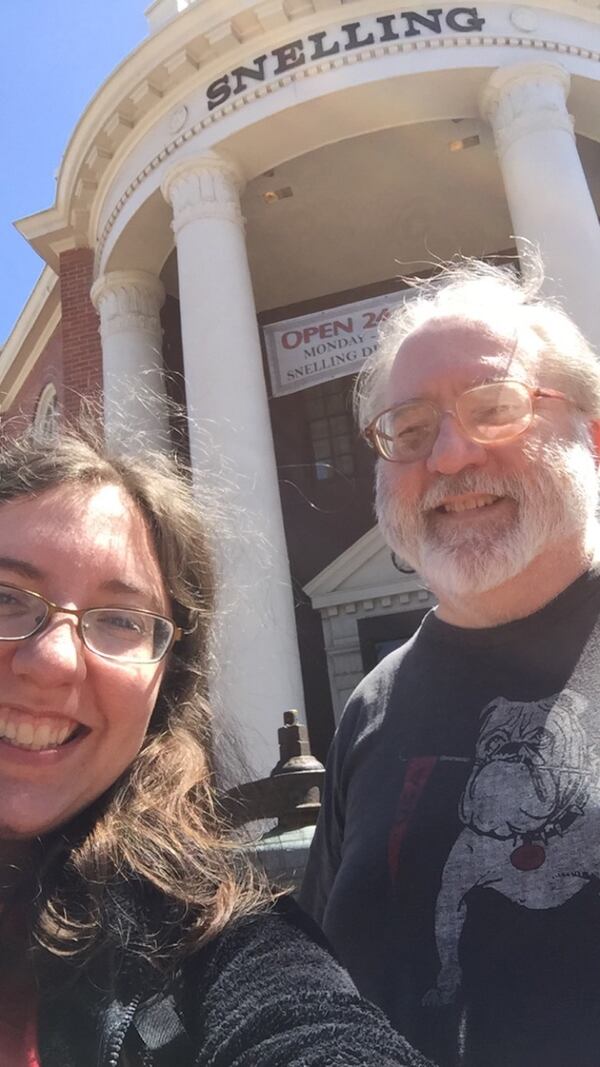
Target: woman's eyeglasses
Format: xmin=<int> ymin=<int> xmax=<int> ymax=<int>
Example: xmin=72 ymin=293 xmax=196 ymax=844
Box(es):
xmin=0 ymin=583 xmax=181 ymax=663
xmin=364 ymin=379 xmax=571 ymax=463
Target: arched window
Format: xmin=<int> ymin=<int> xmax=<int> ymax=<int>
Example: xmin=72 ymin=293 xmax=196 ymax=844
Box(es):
xmin=33 ymin=383 xmax=60 ymax=443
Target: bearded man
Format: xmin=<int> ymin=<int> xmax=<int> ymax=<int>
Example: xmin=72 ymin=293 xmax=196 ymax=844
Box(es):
xmin=299 ymin=260 xmax=600 ymax=1067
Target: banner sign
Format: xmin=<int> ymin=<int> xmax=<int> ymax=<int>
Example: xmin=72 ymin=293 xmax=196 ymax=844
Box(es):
xmin=263 ymin=290 xmax=411 ymax=398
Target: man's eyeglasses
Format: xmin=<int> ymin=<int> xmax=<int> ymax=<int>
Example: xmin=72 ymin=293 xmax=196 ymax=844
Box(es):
xmin=364 ymin=379 xmax=571 ymax=464
xmin=0 ymin=583 xmax=182 ymax=664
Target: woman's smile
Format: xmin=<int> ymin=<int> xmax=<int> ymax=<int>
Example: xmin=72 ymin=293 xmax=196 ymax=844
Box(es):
xmin=0 ymin=707 xmax=81 ymax=751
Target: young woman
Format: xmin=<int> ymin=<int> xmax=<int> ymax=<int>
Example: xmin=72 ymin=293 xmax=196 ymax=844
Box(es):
xmin=0 ymin=424 xmax=431 ymax=1067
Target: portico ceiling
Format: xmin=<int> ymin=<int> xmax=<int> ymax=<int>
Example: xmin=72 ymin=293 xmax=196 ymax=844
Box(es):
xmin=245 ymin=117 xmax=510 ymax=311
xmin=160 ymin=120 xmax=600 ymax=312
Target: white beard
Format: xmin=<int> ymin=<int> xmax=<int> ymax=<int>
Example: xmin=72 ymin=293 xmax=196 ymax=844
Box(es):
xmin=376 ymin=431 xmax=600 ymax=599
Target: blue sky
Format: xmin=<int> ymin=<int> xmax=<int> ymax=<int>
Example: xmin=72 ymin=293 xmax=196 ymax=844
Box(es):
xmin=1 ymin=1 xmax=149 ymax=342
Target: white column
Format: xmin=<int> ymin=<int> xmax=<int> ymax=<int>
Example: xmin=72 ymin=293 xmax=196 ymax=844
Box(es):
xmin=162 ymin=153 xmax=304 ymax=776
xmin=481 ymin=62 xmax=600 ymax=353
xmin=91 ymin=270 xmax=170 ymax=450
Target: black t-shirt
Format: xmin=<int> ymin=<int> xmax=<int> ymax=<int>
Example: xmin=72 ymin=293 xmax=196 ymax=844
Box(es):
xmin=300 ymin=569 xmax=600 ymax=1067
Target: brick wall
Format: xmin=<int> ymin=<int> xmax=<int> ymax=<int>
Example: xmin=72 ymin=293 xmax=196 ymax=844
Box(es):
xmin=59 ymin=248 xmax=103 ymax=419
xmin=1 ymin=248 xmax=103 ymax=437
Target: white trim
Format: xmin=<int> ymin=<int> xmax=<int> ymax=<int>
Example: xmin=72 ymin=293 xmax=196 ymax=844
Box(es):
xmin=308 ymin=583 xmax=424 ymax=610
xmin=0 ymin=269 xmax=61 ymax=414
xmin=305 ymin=525 xmax=387 ymax=596
xmin=304 ymin=524 xmax=429 ymax=609
xmin=0 ymin=266 xmax=57 ymax=355
xmin=33 ymin=383 xmax=60 ymax=442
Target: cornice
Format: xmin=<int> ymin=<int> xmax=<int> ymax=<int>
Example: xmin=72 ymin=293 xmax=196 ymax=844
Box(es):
xmin=304 ymin=524 xmax=387 ymax=597
xmin=15 ymin=0 xmax=326 ymax=268
xmin=96 ymin=31 xmax=600 ymax=267
xmin=13 ymin=0 xmax=600 ymax=273
xmin=321 ymin=584 xmax=434 ymax=614
xmin=304 ymin=523 xmax=433 ymax=610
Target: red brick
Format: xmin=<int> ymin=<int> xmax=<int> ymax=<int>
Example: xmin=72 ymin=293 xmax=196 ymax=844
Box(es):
xmin=59 ymin=249 xmax=103 ymax=420
xmin=1 ymin=249 xmax=104 ymax=437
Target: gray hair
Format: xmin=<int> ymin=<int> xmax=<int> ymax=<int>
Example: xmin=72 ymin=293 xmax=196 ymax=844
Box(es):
xmin=354 ymin=258 xmax=600 ymax=431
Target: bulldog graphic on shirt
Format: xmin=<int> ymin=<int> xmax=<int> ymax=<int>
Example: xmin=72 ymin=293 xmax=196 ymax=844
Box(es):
xmin=423 ymin=690 xmax=600 ymax=1006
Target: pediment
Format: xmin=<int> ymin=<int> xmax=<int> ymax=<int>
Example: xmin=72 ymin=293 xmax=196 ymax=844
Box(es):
xmin=304 ymin=525 xmax=425 ymax=610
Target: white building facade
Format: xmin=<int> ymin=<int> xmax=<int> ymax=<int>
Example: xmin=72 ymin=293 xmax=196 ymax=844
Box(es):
xmin=3 ymin=0 xmax=600 ymax=772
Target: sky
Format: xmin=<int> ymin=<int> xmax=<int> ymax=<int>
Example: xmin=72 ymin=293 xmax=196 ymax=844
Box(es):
xmin=1 ymin=1 xmax=149 ymax=343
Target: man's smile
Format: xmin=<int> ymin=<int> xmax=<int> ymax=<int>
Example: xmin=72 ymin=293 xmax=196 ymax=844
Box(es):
xmin=433 ymin=493 xmax=503 ymax=514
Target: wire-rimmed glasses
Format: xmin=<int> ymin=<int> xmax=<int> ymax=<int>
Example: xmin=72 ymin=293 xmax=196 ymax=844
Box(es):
xmin=364 ymin=380 xmax=570 ymax=463
xmin=0 ymin=582 xmax=181 ymax=663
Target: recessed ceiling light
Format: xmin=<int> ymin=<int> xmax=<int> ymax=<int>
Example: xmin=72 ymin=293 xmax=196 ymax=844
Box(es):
xmin=263 ymin=187 xmax=294 ymax=204
xmin=449 ymin=134 xmax=480 ymax=152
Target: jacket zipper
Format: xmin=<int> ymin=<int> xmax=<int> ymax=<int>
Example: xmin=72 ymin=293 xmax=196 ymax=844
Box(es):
xmin=105 ymin=994 xmax=142 ymax=1067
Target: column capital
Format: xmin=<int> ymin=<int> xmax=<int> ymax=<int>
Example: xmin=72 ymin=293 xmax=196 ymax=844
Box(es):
xmin=90 ymin=269 xmax=165 ymax=340
xmin=161 ymin=153 xmax=245 ymax=234
xmin=480 ymin=62 xmax=573 ymax=156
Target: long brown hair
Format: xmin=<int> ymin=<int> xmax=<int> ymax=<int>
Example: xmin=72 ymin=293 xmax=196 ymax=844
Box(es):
xmin=0 ymin=421 xmax=270 ymax=972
